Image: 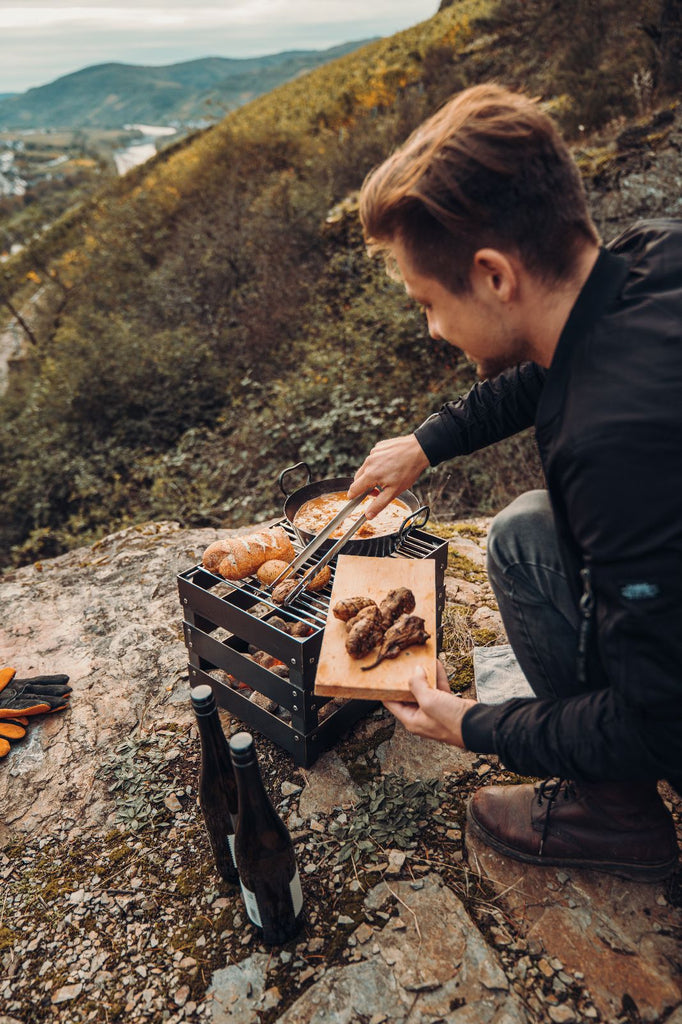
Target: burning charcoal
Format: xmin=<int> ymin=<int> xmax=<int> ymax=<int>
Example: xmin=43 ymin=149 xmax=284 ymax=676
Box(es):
xmin=267 ymin=615 xmax=312 ymax=638
xmin=332 ymin=596 xmax=377 ymax=622
xmin=250 ymin=691 xmax=280 ymax=714
xmin=251 ymin=651 xmax=286 ymax=670
xmin=267 ymin=615 xmax=291 ymax=632
xmin=211 ymin=669 xmax=239 ymax=689
xmin=379 ymin=587 xmax=416 ymax=630
xmin=361 ymin=614 xmax=430 ymax=671
xmin=288 ymin=621 xmax=313 ymax=637
xmin=318 ymin=697 xmax=346 ymax=721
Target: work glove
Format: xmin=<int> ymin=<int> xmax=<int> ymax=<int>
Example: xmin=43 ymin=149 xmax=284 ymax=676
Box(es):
xmin=0 ymin=667 xmax=72 ymax=757
xmin=0 ymin=716 xmax=29 ymax=758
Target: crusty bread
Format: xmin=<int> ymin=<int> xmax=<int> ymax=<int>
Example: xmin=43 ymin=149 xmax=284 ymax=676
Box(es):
xmin=256 ymin=559 xmax=292 ymax=586
xmin=202 ymin=527 xmax=295 ymax=581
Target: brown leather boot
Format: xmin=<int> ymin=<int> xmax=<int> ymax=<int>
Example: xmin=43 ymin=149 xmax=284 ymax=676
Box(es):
xmin=466 ymin=779 xmax=679 ymax=882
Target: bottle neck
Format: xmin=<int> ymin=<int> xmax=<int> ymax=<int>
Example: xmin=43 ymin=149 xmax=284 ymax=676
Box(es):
xmin=194 ymin=706 xmax=238 ymax=809
xmin=195 ymin=706 xmax=228 ymax=743
xmin=233 ymin=757 xmax=280 ymax=825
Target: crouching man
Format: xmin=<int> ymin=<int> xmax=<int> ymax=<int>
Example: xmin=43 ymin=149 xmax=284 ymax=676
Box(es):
xmin=349 ymin=84 xmax=682 ymax=881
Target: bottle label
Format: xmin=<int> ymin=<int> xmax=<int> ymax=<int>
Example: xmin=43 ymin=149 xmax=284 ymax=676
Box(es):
xmin=240 ymin=867 xmax=303 ymax=928
xmin=240 ymin=882 xmax=263 ymax=927
xmin=289 ymin=867 xmax=303 ymax=916
xmin=228 ymin=833 xmax=237 ymax=868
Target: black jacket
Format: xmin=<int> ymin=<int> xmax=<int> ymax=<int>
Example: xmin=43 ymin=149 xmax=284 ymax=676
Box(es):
xmin=414 ymin=219 xmax=682 ymax=786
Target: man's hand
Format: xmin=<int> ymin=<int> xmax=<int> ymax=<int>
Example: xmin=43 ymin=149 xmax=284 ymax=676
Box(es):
xmin=383 ymin=661 xmax=477 ymax=748
xmin=348 ymin=434 xmax=430 ymax=519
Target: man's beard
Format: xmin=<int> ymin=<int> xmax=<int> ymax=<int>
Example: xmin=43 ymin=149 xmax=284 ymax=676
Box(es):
xmin=473 ymin=339 xmax=533 ymax=381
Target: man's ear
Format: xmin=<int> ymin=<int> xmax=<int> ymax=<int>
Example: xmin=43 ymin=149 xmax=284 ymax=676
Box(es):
xmin=471 ymin=248 xmax=518 ymax=303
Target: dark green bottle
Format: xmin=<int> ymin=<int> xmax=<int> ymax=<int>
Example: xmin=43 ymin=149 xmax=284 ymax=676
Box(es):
xmin=229 ymin=731 xmax=304 ymax=945
xmin=190 ymin=685 xmax=239 ymax=885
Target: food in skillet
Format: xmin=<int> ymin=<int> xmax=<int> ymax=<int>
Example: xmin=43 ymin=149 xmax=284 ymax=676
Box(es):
xmin=293 ymin=491 xmax=410 ymax=539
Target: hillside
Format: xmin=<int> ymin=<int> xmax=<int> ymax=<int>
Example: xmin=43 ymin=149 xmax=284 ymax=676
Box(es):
xmin=0 ymin=42 xmax=374 ymax=130
xmin=0 ymin=0 xmax=679 ymax=568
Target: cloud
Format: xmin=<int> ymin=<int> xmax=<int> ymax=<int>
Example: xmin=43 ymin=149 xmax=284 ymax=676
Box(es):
xmin=0 ymin=2 xmax=434 ymax=92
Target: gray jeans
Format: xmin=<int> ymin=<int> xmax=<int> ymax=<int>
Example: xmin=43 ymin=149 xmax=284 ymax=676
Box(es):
xmin=486 ymin=490 xmax=591 ymax=701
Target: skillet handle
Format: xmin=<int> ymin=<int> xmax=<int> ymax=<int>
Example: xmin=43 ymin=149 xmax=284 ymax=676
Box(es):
xmin=278 ymin=462 xmax=313 ymax=498
xmin=398 ymin=504 xmax=430 ymax=543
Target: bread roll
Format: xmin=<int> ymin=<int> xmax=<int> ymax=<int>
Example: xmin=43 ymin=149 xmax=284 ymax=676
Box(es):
xmin=202 ymin=527 xmax=295 ymax=580
xmin=257 ymin=559 xmax=293 ymax=586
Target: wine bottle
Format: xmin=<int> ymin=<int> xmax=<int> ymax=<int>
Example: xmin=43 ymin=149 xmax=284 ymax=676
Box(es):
xmin=190 ymin=684 xmax=239 ymax=885
xmin=229 ymin=731 xmax=304 ymax=945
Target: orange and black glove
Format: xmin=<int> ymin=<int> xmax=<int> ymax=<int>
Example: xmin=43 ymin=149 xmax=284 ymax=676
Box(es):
xmin=0 ymin=667 xmax=72 ymax=758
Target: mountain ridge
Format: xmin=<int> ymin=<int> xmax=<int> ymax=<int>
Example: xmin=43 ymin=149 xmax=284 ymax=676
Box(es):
xmin=0 ymin=41 xmax=376 ymax=129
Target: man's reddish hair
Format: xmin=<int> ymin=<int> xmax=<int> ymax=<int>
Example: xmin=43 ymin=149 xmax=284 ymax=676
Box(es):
xmin=359 ymin=84 xmax=599 ymax=292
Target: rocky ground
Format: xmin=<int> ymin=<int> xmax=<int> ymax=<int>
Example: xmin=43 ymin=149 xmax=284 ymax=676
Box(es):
xmin=0 ymin=518 xmax=680 ymax=1024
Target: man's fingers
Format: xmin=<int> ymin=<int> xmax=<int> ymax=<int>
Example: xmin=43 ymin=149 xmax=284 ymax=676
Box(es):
xmin=435 ymin=661 xmax=450 ymax=691
xmin=363 ymin=489 xmax=398 ymax=520
xmin=409 ymin=665 xmax=430 ymax=696
xmin=347 ymin=474 xmax=368 ymax=499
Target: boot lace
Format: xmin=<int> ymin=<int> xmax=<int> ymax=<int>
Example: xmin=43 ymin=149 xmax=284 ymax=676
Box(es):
xmin=535 ymin=778 xmax=576 ymax=856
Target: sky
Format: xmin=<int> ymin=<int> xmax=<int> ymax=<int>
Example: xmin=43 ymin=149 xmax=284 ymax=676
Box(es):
xmin=0 ymin=1 xmax=437 ymax=94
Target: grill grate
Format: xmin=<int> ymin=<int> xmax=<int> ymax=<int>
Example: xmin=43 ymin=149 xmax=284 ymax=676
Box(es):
xmin=178 ymin=519 xmax=449 ymax=766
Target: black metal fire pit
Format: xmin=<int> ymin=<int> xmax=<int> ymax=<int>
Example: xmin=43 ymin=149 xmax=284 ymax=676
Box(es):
xmin=178 ymin=518 xmax=448 ymax=767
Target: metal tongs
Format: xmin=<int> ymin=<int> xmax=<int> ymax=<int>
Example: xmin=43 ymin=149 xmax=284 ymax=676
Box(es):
xmin=265 ymin=487 xmax=376 ymax=607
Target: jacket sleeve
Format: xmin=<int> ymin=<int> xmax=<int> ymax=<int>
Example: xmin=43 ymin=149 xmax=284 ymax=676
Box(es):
xmin=462 ymin=426 xmax=682 ymax=784
xmin=414 ymin=362 xmax=546 ymax=465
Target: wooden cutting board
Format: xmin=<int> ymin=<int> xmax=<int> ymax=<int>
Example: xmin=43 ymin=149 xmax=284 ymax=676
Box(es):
xmin=314 ymin=554 xmax=437 ymax=702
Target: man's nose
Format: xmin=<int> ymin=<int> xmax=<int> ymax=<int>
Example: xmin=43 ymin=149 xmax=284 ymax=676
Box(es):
xmin=427 ymin=318 xmax=442 ymax=341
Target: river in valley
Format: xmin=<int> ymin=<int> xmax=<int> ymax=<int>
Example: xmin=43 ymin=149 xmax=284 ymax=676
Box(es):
xmin=113 ymin=124 xmax=177 ymax=175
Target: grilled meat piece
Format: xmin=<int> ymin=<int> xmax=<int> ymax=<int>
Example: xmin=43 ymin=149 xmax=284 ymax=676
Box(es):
xmin=308 ymin=564 xmax=332 ymax=591
xmin=361 ymin=614 xmax=430 ymax=671
xmin=379 ymin=587 xmax=416 ymax=630
xmin=332 ymin=596 xmax=378 ymax=622
xmin=346 ymin=605 xmax=385 ymax=659
xmin=345 ymin=604 xmax=383 ymax=633
xmin=272 ymin=579 xmax=300 ymax=604
xmin=271 ymin=564 xmax=331 ymax=605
